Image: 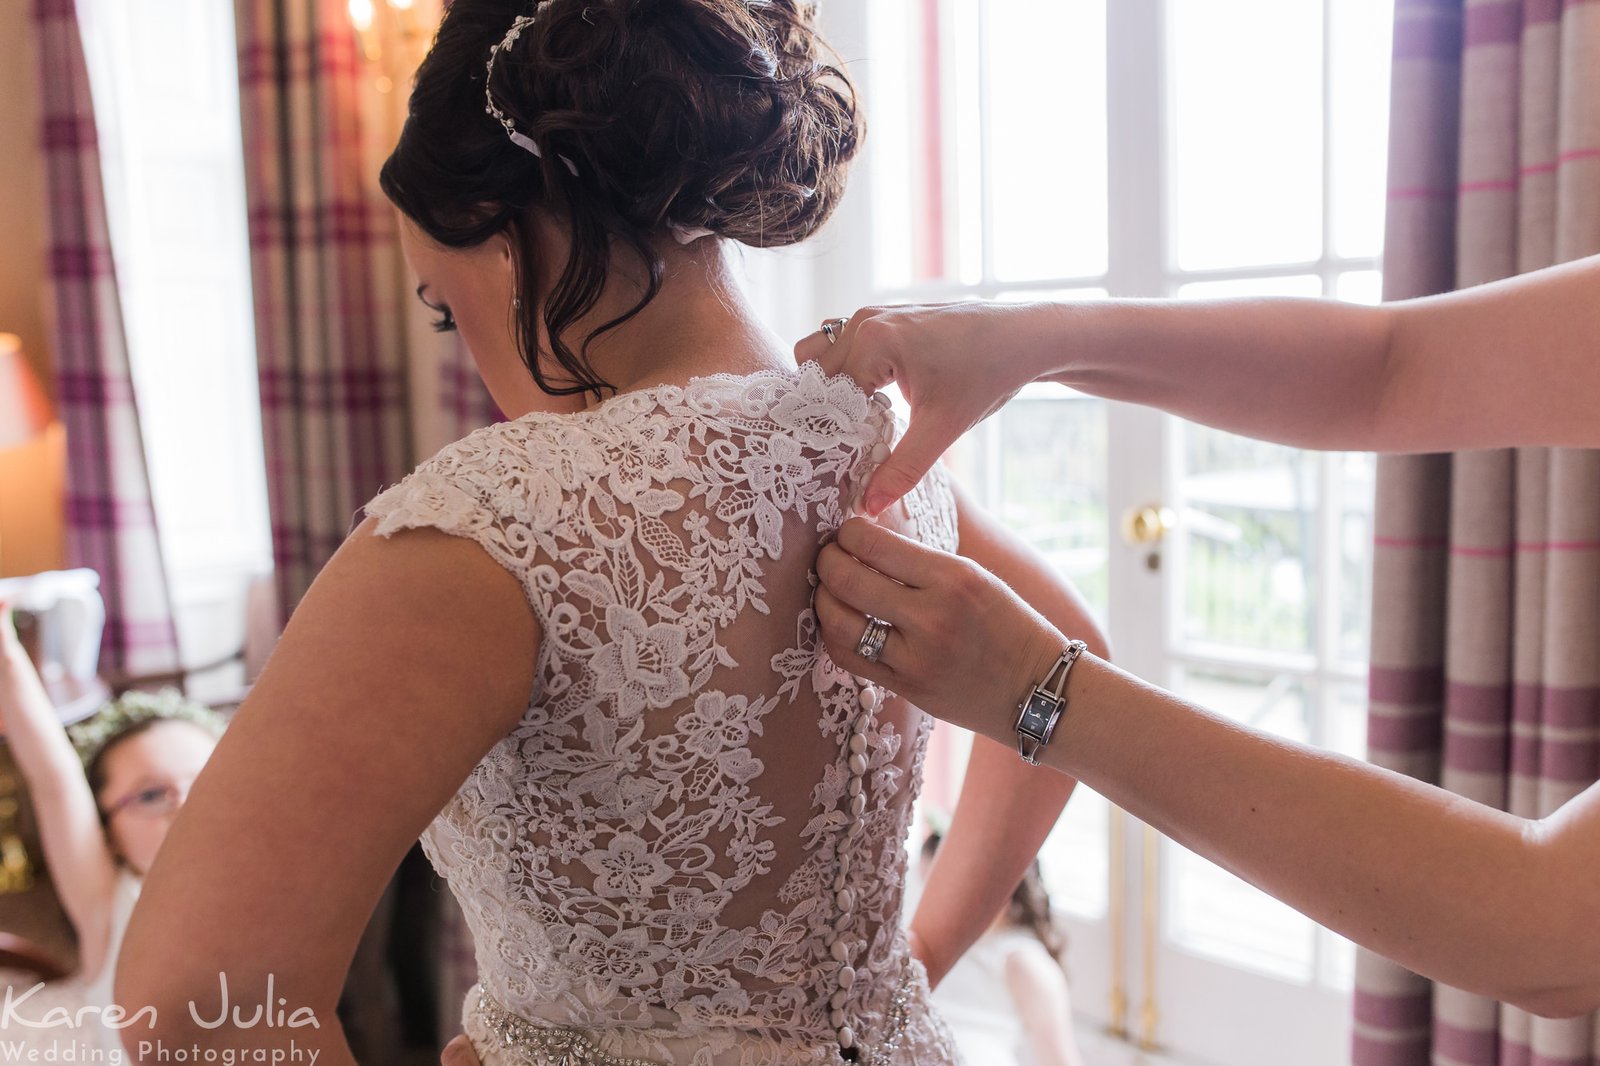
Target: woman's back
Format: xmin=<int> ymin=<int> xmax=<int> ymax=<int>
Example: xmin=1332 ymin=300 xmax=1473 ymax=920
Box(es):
xmin=364 ymin=363 xmax=962 ymax=1065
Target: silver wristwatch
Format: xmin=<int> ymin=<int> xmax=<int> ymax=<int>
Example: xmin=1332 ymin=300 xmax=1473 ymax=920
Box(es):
xmin=1014 ymin=640 xmax=1089 ymax=765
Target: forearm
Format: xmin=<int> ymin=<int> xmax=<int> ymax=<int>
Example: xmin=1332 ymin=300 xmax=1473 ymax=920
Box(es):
xmin=1038 ymin=296 xmax=1398 ymax=451
xmin=1014 ymin=650 xmax=1599 ymax=1014
xmin=1039 ymin=254 xmax=1600 ymax=453
xmin=0 ymin=647 xmax=97 ymax=795
xmin=909 ymin=734 xmax=1074 ymax=987
xmin=0 ymin=647 xmax=116 ymax=951
xmin=818 ymin=518 xmax=1600 ymax=1017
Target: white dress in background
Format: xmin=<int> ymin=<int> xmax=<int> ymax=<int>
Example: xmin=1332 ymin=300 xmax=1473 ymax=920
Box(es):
xmin=932 ymin=928 xmax=1058 ymax=1066
xmin=364 ymin=365 xmax=966 ymax=1066
xmin=0 ymin=866 xmax=141 ymax=1056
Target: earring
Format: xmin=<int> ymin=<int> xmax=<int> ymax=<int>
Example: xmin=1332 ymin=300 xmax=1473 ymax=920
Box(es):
xmin=513 ymin=295 xmax=522 ymax=312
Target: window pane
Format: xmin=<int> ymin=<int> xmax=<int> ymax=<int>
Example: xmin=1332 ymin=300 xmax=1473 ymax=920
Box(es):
xmin=951 ymin=0 xmax=985 ymax=285
xmin=1178 ymin=275 xmax=1324 ymax=300
xmin=998 ymin=396 xmax=1110 ymax=617
xmin=1338 ymin=453 xmax=1376 ymax=665
xmin=1177 ymin=427 xmax=1319 ymax=655
xmin=83 ymin=0 xmax=270 ymax=578
xmin=1166 ymin=666 xmax=1316 ymax=981
xmin=866 ymin=0 xmax=918 ymax=289
xmin=1041 ymin=786 xmax=1110 ymax=919
xmin=987 ymin=0 xmax=1108 ymax=282
xmin=1330 ymin=0 xmax=1395 ymax=259
xmin=1335 ymin=269 xmax=1383 ymax=305
xmin=1170 ymin=0 xmax=1324 ymax=271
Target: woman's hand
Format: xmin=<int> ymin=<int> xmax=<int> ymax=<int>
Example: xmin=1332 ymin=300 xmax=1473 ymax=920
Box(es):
xmin=795 ymin=303 xmax=1060 ymax=517
xmin=813 ymin=517 xmax=1069 ymax=742
xmin=440 ymin=1035 xmax=480 ymax=1066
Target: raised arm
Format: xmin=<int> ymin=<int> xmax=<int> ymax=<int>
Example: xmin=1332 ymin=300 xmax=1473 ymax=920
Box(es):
xmin=0 ymin=599 xmax=120 ymax=979
xmin=813 ymin=518 xmax=1600 ymax=1019
xmin=800 ymin=253 xmax=1600 ymax=514
xmin=821 ymin=479 xmax=1108 ymax=988
xmin=113 ymin=517 xmax=538 ymax=1063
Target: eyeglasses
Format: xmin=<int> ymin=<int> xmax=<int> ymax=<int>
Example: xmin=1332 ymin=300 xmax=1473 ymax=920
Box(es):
xmin=103 ymin=782 xmax=187 ymax=820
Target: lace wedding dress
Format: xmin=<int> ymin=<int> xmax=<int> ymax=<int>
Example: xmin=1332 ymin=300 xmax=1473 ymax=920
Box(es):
xmin=363 ymin=364 xmax=964 ymax=1065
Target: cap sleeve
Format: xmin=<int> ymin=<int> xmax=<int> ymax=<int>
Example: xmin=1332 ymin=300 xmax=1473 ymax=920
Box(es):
xmin=362 ymin=426 xmax=550 ymax=624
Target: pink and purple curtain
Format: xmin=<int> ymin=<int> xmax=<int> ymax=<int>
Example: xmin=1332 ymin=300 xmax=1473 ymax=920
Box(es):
xmin=1356 ymin=1 xmax=1600 ymax=1063
xmin=232 ymin=0 xmax=496 ymax=1044
xmin=233 ymin=0 xmax=413 ymax=626
xmin=32 ymin=0 xmax=181 ymax=678
xmin=439 ymin=335 xmax=505 ymax=438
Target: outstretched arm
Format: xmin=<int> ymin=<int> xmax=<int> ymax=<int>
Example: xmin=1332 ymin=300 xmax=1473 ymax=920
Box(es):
xmin=799 ymin=253 xmax=1600 ymax=514
xmin=0 ymin=599 xmax=120 ymax=979
xmin=1057 ymin=253 xmax=1600 ymax=453
xmin=822 ymin=479 xmax=1108 ymax=988
xmin=813 ymin=518 xmax=1600 ymax=1019
xmin=114 ymin=517 xmax=538 ymax=1062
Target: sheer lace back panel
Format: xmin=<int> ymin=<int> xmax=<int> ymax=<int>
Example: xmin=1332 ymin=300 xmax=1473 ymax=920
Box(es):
xmin=363 ymin=365 xmax=961 ymax=1063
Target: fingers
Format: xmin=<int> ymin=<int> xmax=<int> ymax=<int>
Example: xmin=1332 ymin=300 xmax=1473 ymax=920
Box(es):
xmin=440 ymin=1034 xmax=480 ymax=1066
xmin=793 ymin=320 xmax=836 ymax=369
xmin=813 ymin=583 xmax=899 ymax=683
xmin=862 ymin=413 xmax=959 ymax=516
xmin=816 ymin=542 xmax=916 ymax=620
xmin=833 ymin=518 xmax=947 ymax=589
xmin=794 ymin=307 xmax=892 ymax=387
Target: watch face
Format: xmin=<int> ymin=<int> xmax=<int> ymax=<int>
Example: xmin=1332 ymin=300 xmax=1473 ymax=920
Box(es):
xmin=1017 ymin=690 xmax=1061 ymax=739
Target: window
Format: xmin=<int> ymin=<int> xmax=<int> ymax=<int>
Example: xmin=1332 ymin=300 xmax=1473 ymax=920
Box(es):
xmin=794 ymin=2 xmax=1394 ymax=1060
xmin=78 ymin=0 xmax=271 ymax=683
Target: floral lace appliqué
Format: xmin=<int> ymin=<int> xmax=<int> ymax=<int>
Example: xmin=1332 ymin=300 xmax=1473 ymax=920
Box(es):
xmin=363 ymin=364 xmax=962 ymax=1066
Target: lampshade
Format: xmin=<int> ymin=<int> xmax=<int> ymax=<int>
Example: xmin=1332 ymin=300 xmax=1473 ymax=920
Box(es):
xmin=0 ymin=334 xmax=54 ymax=450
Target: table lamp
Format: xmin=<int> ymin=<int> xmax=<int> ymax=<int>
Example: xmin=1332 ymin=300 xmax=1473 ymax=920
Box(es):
xmin=0 ymin=334 xmax=52 ymax=449
xmin=0 ymin=333 xmax=56 ymax=576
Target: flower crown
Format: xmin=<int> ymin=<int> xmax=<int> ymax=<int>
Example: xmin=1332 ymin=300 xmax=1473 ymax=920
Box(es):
xmin=66 ymin=687 xmax=227 ymax=767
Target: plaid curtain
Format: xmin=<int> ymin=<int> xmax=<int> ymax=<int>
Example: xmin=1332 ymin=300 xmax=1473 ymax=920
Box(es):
xmin=233 ymin=1 xmax=498 ymax=1047
xmin=234 ymin=0 xmax=413 ymax=626
xmin=1356 ymin=1 xmax=1600 ymax=1063
xmin=438 ymin=336 xmax=505 ymax=440
xmin=32 ymin=0 xmax=181 ymax=678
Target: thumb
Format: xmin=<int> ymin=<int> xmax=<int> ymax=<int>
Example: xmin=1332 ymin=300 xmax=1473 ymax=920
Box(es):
xmin=863 ymin=418 xmax=956 ymax=517
xmin=440 ymin=1034 xmax=480 ymax=1066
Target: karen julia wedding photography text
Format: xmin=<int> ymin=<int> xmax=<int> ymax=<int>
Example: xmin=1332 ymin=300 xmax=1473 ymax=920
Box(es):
xmin=0 ymin=972 xmax=322 ymax=1064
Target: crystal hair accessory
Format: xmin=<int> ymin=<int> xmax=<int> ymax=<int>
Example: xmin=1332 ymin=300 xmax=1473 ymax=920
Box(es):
xmin=483 ymin=3 xmax=717 ymax=246
xmin=483 ymin=4 xmax=574 ymax=173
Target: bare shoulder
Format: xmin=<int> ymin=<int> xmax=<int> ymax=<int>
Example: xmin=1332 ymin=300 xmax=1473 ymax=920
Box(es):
xmin=304 ymin=514 xmax=542 ymax=710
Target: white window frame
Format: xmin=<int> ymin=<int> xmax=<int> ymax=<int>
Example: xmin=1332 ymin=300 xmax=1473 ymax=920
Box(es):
xmin=787 ymin=4 xmax=1388 ymax=1063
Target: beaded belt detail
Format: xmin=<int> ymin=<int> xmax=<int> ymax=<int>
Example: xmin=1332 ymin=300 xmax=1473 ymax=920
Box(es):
xmin=472 ymin=963 xmax=921 ymax=1066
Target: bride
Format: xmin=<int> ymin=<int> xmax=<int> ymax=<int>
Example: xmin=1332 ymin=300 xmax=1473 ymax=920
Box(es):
xmin=114 ymin=2 xmax=1105 ymax=1064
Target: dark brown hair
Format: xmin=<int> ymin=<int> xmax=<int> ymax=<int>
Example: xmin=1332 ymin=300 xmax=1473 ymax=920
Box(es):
xmin=380 ymin=0 xmax=862 ymax=399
